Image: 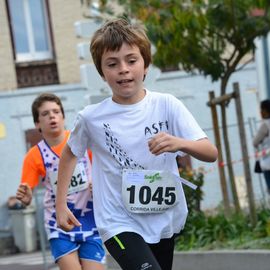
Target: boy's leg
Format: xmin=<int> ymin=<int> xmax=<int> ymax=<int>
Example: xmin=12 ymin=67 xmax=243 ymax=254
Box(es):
xmin=50 ymin=238 xmax=81 ymax=270
xmin=105 ymin=232 xmax=162 ymax=270
xmin=148 ymin=235 xmax=175 ymax=270
xmin=79 ymin=237 xmax=106 ymax=270
xmin=263 ymin=170 xmax=270 ymax=194
xmin=57 ymin=252 xmax=82 ymax=270
xmin=81 ymin=260 xmax=104 ymax=270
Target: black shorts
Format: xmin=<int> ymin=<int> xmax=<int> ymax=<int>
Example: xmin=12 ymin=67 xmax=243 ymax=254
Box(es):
xmin=104 ymin=232 xmax=175 ymax=270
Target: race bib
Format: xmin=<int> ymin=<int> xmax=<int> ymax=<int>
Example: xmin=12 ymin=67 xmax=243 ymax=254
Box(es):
xmin=122 ymin=169 xmax=180 ymax=214
xmin=49 ymin=163 xmax=89 ymax=195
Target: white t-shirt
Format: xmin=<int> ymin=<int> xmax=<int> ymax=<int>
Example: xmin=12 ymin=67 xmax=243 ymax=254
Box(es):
xmin=68 ymin=90 xmax=207 ymax=243
xmin=253 ymin=119 xmax=270 ymax=170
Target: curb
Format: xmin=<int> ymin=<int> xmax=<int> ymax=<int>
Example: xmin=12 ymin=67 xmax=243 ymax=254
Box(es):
xmin=106 ymin=250 xmax=270 ymax=270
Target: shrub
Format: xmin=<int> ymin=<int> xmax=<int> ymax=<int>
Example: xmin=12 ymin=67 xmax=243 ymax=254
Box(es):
xmin=175 ymin=206 xmax=270 ymax=251
xmin=175 ymin=166 xmax=270 ymax=251
xmin=179 ymin=166 xmax=204 ymax=213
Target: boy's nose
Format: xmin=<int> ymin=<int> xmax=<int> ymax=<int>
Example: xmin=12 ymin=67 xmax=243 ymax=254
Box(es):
xmin=49 ymin=111 xmax=56 ymax=118
xmin=119 ymin=62 xmax=129 ymax=74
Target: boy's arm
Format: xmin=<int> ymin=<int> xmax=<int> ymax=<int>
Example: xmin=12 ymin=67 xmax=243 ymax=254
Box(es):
xmin=253 ymin=123 xmax=268 ymax=148
xmin=56 ymin=144 xmax=81 ymax=231
xmin=148 ymin=132 xmax=218 ymax=162
xmin=17 ymin=149 xmax=42 ymax=206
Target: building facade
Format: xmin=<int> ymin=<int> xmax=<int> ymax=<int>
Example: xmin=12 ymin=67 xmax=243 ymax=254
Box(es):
xmin=0 ymin=0 xmax=91 ymax=91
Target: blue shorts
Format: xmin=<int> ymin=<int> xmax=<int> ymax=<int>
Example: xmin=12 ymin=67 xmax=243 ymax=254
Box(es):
xmin=49 ymin=236 xmax=106 ymax=263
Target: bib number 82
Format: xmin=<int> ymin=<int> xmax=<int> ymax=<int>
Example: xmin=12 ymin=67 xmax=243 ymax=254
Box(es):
xmin=54 ymin=173 xmax=86 ymax=188
xmin=126 ymin=185 xmax=176 ymax=205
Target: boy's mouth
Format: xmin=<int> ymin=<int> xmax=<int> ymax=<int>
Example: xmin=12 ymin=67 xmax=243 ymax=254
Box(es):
xmin=117 ymin=79 xmax=133 ymax=84
xmin=50 ymin=121 xmax=57 ymax=127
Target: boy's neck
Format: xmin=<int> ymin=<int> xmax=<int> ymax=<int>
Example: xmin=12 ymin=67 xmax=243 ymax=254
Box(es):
xmin=112 ymin=89 xmax=146 ymax=105
xmin=43 ymin=131 xmax=66 ymax=147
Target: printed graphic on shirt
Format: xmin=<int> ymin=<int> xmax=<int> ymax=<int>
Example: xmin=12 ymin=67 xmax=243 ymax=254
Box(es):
xmin=103 ymin=123 xmax=144 ymax=169
xmin=144 ymin=120 xmax=169 ymax=138
xmin=140 ymin=262 xmax=152 ymax=270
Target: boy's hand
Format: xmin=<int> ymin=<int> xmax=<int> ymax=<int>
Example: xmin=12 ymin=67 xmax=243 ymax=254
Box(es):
xmin=16 ymin=183 xmax=32 ymax=206
xmin=148 ymin=132 xmax=180 ymax=155
xmin=56 ymin=204 xmax=81 ymax=231
xmin=88 ymin=182 xmax=93 ymax=197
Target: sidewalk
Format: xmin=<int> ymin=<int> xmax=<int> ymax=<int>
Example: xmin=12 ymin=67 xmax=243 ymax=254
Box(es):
xmin=2 ymin=249 xmax=270 ymax=270
xmin=0 ymin=250 xmax=112 ymax=270
xmin=0 ymin=250 xmax=58 ymax=270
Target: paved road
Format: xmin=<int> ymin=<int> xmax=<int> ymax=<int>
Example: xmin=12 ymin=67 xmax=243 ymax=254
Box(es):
xmin=0 ymin=251 xmax=114 ymax=270
xmin=0 ymin=251 xmax=58 ymax=270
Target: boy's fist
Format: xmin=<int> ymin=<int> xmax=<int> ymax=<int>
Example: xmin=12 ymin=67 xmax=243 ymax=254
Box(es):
xmin=16 ymin=183 xmax=32 ymax=206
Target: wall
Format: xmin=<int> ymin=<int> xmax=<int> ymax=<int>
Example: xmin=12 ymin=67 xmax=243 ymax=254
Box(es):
xmin=0 ymin=0 xmax=17 ymax=90
xmin=48 ymin=0 xmax=89 ymax=85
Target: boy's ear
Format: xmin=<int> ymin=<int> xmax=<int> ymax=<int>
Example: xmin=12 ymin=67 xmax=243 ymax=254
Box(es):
xmin=145 ymin=66 xmax=149 ymax=74
xmin=144 ymin=66 xmax=149 ymax=76
xmin=35 ymin=122 xmax=42 ymax=133
xmin=143 ymin=67 xmax=149 ymax=81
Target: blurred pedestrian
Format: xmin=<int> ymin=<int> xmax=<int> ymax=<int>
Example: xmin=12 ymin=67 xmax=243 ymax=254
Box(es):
xmin=253 ymin=99 xmax=270 ymax=195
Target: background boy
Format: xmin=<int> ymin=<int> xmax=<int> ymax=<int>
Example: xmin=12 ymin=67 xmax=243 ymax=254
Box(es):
xmin=16 ymin=93 xmax=105 ymax=270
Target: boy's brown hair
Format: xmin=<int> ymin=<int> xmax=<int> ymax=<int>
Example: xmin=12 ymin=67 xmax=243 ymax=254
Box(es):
xmin=32 ymin=92 xmax=65 ymax=123
xmin=90 ymin=18 xmax=152 ymax=77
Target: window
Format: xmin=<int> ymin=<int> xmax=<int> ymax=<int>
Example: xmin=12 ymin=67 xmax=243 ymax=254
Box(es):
xmin=8 ymin=0 xmax=53 ymax=62
xmin=7 ymin=0 xmax=59 ymax=88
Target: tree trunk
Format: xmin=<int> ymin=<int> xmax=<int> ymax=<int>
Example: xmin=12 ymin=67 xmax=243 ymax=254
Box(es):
xmin=208 ymin=91 xmax=231 ymax=217
xmin=220 ymin=78 xmax=241 ymax=213
xmin=220 ymin=104 xmax=241 ymax=212
xmin=233 ymin=82 xmax=257 ymax=226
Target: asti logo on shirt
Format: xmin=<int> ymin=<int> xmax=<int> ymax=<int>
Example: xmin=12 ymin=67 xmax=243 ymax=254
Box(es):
xmin=144 ymin=120 xmax=169 ymax=137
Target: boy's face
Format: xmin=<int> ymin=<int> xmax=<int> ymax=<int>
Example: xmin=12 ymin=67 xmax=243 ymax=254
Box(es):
xmin=261 ymin=109 xmax=270 ymax=119
xmin=101 ymin=42 xmax=148 ymax=104
xmin=35 ymin=101 xmax=65 ymax=137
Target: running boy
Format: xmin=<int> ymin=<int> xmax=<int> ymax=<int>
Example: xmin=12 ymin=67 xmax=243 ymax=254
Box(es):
xmin=16 ymin=93 xmax=105 ymax=270
xmin=56 ymin=18 xmax=218 ymax=270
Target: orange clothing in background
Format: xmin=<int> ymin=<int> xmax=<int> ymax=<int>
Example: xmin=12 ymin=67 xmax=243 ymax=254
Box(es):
xmin=21 ymin=130 xmax=92 ymax=188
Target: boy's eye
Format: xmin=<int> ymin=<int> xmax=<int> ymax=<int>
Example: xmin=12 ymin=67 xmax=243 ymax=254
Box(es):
xmin=128 ymin=59 xmax=136 ymax=64
xmin=41 ymin=112 xmax=48 ymax=117
xmin=108 ymin=63 xmax=116 ymax=67
xmin=40 ymin=109 xmax=60 ymax=117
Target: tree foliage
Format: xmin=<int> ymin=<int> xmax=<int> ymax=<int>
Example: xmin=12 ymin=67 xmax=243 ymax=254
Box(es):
xmin=114 ymin=0 xmax=270 ymax=84
xmin=82 ymin=0 xmax=270 ymax=84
